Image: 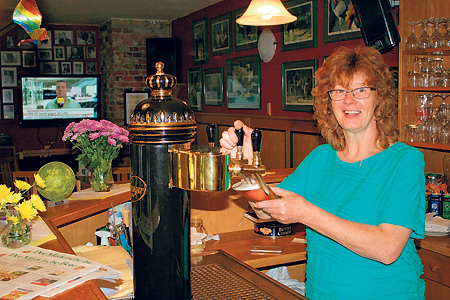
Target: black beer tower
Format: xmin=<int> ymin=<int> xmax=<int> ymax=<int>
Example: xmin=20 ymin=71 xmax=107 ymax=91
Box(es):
xmin=127 ymin=62 xmax=229 ymax=299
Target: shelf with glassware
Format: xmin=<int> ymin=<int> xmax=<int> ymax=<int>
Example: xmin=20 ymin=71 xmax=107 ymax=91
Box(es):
xmin=400 ymin=47 xmax=450 ymax=149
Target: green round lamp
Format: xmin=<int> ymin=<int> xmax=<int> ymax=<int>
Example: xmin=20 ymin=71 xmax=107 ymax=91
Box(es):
xmin=37 ymin=161 xmax=76 ymax=201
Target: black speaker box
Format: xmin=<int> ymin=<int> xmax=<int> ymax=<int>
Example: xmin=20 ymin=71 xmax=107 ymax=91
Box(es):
xmin=146 ymin=38 xmax=180 ymax=79
xmin=352 ymin=0 xmax=401 ymax=53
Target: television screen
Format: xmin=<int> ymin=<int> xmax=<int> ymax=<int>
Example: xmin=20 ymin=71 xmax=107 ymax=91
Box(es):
xmin=19 ymin=75 xmax=101 ymax=127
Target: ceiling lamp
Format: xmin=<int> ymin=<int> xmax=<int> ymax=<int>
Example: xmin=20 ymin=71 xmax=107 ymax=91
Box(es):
xmin=236 ymin=0 xmax=297 ymax=26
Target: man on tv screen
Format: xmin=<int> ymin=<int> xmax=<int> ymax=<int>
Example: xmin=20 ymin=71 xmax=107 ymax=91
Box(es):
xmin=45 ymin=81 xmax=81 ymax=109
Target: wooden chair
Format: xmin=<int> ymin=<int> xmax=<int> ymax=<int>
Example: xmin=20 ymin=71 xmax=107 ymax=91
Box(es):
xmin=112 ymin=166 xmax=130 ymax=183
xmin=0 ymin=146 xmax=19 ymax=189
xmin=12 ymin=170 xmax=38 ymax=197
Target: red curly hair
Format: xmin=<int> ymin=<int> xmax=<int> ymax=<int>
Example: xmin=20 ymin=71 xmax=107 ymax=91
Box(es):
xmin=311 ymin=46 xmax=399 ymax=151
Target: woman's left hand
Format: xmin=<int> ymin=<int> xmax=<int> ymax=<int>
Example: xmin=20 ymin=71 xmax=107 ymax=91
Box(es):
xmin=253 ymin=187 xmax=309 ymax=224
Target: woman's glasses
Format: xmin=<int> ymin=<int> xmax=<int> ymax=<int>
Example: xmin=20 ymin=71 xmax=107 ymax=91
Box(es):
xmin=327 ymin=87 xmax=376 ymax=101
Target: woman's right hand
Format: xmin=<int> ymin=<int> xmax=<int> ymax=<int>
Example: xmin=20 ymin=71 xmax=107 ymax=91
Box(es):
xmin=219 ymin=120 xmax=254 ymax=159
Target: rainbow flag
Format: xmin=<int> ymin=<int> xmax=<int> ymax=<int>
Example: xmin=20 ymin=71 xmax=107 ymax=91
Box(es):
xmin=13 ymin=0 xmax=48 ymax=45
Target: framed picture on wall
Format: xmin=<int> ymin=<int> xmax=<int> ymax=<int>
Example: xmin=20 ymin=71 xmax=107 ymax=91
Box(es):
xmin=54 ymin=46 xmax=65 ymax=60
xmin=226 ymin=55 xmax=260 ymax=110
xmin=210 ymin=13 xmax=232 ymax=56
xmin=282 ymin=59 xmax=317 ymax=112
xmin=192 ymin=18 xmax=208 ymax=65
xmin=188 ymin=67 xmax=203 ymax=111
xmin=281 ymin=0 xmax=317 ymax=51
xmin=67 ymin=46 xmax=85 ymax=60
xmin=77 ymin=31 xmax=96 ymax=45
xmin=3 ymin=104 xmax=14 ymax=119
xmin=54 ymin=30 xmax=73 ymax=45
xmin=124 ymin=91 xmax=150 ymax=125
xmin=37 ymin=49 xmax=52 ymax=61
xmin=2 ymin=89 xmax=13 ymax=103
xmin=233 ymin=7 xmax=259 ymax=52
xmin=1 ymin=51 xmax=21 ymax=66
xmin=22 ymin=51 xmax=36 ymax=68
xmin=61 ymin=62 xmax=71 ymax=75
xmin=1 ymin=67 xmax=17 ymax=87
xmin=203 ymin=67 xmax=224 ymax=106
xmin=73 ymin=62 xmax=84 ymax=74
xmin=324 ymin=0 xmax=361 ymax=43
xmin=40 ymin=62 xmax=59 ymax=75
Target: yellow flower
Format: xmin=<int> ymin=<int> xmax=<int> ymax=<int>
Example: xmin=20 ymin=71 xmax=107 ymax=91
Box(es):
xmin=6 ymin=214 xmax=19 ymax=225
xmin=14 ymin=180 xmax=31 ymax=191
xmin=0 ymin=185 xmax=13 ymax=205
xmin=6 ymin=193 xmax=22 ymax=204
xmin=30 ymin=194 xmax=46 ymax=212
xmin=15 ymin=200 xmax=37 ymax=221
xmin=34 ymin=174 xmax=46 ymax=188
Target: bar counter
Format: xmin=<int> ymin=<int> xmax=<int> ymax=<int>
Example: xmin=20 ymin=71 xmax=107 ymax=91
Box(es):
xmin=34 ymin=171 xmax=450 ymax=300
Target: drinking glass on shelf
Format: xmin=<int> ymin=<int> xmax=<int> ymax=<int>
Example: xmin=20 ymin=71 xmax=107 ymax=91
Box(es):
xmin=406 ymin=21 xmax=419 ymax=50
xmin=439 ymin=17 xmax=450 ymax=47
xmin=428 ymin=18 xmax=443 ymax=48
xmin=417 ymin=20 xmax=430 ymax=49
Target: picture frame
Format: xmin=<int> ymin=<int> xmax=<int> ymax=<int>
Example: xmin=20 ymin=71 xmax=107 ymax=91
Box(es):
xmin=124 ymin=91 xmax=150 ymax=125
xmin=281 ymin=0 xmax=317 ymax=51
xmin=67 ymin=46 xmax=85 ymax=60
xmin=233 ymin=7 xmax=259 ymax=52
xmin=203 ymin=67 xmax=224 ymax=106
xmin=86 ymin=46 xmax=96 ymax=59
xmin=187 ymin=67 xmax=203 ymax=111
xmin=54 ymin=30 xmax=73 ymax=45
xmin=226 ymin=55 xmax=260 ymax=110
xmin=86 ymin=61 xmax=97 ymax=75
xmin=40 ymin=62 xmax=59 ymax=75
xmin=37 ymin=49 xmax=52 ymax=61
xmin=282 ymin=59 xmax=317 ymax=112
xmin=3 ymin=104 xmax=15 ymax=120
xmin=6 ymin=36 xmax=17 ymax=49
xmin=2 ymin=89 xmax=13 ymax=103
xmin=37 ymin=30 xmax=52 ymax=49
xmin=61 ymin=62 xmax=72 ymax=75
xmin=77 ymin=31 xmax=96 ymax=45
xmin=73 ymin=62 xmax=84 ymax=74
xmin=210 ymin=13 xmax=232 ymax=56
xmin=22 ymin=51 xmax=36 ymax=68
xmin=54 ymin=46 xmax=65 ymax=60
xmin=324 ymin=0 xmax=361 ymax=43
xmin=192 ymin=18 xmax=208 ymax=65
xmin=1 ymin=67 xmax=17 ymax=87
xmin=1 ymin=51 xmax=21 ymax=66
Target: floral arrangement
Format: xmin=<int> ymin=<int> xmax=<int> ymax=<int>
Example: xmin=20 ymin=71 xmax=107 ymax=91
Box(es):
xmin=0 ymin=174 xmax=47 ymax=225
xmin=62 ymin=119 xmax=129 ymax=170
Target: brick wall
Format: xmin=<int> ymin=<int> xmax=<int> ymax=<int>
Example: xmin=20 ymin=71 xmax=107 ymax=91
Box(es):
xmin=99 ymin=18 xmax=170 ymax=126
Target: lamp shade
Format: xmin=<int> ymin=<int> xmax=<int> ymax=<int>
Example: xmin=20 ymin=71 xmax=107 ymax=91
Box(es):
xmin=236 ymin=0 xmax=297 ymax=26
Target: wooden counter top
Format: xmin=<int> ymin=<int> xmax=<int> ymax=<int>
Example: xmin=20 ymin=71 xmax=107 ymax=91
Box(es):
xmin=205 ymin=226 xmax=307 ymax=269
xmin=415 ymin=235 xmax=450 ymax=257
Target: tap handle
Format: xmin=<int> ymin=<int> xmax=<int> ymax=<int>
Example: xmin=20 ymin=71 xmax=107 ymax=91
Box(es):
xmin=251 ymin=129 xmax=262 ymax=153
xmin=206 ymin=124 xmax=215 ymax=146
xmin=235 ymin=128 xmax=244 ymax=147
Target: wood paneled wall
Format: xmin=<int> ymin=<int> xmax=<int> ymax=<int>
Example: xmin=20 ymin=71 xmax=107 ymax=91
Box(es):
xmin=195 ymin=113 xmax=325 ymax=170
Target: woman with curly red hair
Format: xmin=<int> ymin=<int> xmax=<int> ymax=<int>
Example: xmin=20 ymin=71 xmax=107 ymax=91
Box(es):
xmin=220 ymin=46 xmax=425 ymax=299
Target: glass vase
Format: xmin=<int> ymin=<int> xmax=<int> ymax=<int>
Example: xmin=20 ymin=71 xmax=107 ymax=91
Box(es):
xmin=90 ymin=160 xmax=114 ymax=192
xmin=1 ymin=220 xmax=32 ymax=249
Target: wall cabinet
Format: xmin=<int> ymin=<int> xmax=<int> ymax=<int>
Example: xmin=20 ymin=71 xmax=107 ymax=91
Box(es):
xmin=399 ymin=0 xmax=450 ymax=174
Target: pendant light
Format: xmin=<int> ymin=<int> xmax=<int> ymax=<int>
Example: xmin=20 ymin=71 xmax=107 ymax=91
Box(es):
xmin=236 ymin=0 xmax=297 ymax=26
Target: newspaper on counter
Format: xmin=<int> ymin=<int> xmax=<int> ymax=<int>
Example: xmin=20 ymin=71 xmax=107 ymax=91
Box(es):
xmin=0 ymin=245 xmax=121 ymax=300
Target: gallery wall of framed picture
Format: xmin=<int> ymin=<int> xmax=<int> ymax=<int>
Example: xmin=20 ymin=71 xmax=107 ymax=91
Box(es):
xmin=0 ymin=24 xmax=100 ymax=120
xmin=173 ymin=0 xmax=386 ymax=117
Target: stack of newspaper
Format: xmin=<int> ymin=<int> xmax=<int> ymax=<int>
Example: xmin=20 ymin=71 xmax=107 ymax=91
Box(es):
xmin=0 ymin=245 xmax=121 ymax=300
